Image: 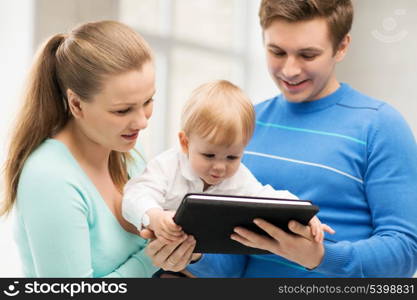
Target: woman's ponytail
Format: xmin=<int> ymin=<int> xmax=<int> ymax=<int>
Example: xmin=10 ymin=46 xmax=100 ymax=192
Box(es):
xmin=1 ymin=34 xmax=68 ymax=216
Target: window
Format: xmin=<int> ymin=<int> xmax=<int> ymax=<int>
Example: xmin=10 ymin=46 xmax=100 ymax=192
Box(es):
xmin=119 ymin=0 xmax=252 ymax=157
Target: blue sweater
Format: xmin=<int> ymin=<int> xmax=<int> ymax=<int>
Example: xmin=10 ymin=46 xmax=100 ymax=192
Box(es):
xmin=188 ymin=83 xmax=417 ymax=277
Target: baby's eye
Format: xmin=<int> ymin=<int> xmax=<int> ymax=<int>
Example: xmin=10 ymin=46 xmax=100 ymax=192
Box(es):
xmin=227 ymin=156 xmax=239 ymax=160
xmin=202 ymin=153 xmax=215 ymax=158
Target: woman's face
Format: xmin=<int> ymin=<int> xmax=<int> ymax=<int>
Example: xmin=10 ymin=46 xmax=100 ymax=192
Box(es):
xmin=77 ymin=61 xmax=155 ymax=153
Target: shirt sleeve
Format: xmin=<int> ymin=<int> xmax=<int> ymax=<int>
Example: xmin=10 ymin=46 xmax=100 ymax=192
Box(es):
xmin=238 ymin=163 xmax=299 ymax=200
xmin=186 ymin=254 xmax=248 ymax=278
xmin=314 ymin=104 xmax=417 ymax=277
xmin=122 ymin=155 xmax=169 ymax=230
xmin=17 ymin=172 xmax=157 ymax=277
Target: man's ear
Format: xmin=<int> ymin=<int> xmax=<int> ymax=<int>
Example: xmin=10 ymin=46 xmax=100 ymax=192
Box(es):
xmin=66 ymin=88 xmax=84 ymax=119
xmin=178 ymin=131 xmax=189 ymax=154
xmin=335 ymin=34 xmax=351 ymax=62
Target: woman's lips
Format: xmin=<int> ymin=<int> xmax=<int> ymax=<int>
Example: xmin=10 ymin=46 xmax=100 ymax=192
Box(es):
xmin=121 ymin=132 xmax=138 ymax=141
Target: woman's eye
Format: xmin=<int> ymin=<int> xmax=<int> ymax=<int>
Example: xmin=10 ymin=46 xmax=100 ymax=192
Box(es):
xmin=114 ymin=108 xmax=131 ymax=115
xmin=144 ymin=98 xmax=154 ymax=106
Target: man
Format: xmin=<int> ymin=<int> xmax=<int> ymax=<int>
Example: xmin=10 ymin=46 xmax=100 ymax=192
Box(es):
xmin=184 ymin=0 xmax=417 ymax=277
xmin=145 ymin=0 xmax=417 ymax=277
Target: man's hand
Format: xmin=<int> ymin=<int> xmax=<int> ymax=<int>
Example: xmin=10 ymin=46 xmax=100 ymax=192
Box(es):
xmin=231 ymin=219 xmax=325 ymax=269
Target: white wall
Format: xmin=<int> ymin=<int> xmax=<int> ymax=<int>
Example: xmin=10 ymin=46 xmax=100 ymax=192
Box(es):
xmin=246 ymin=0 xmax=280 ymax=104
xmin=0 ymin=0 xmax=34 ymax=277
xmin=337 ymin=0 xmax=417 ymax=135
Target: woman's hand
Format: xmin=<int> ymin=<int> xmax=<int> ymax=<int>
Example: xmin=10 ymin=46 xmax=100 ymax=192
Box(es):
xmin=231 ymin=219 xmax=325 ymax=269
xmin=145 ymin=234 xmax=197 ymax=272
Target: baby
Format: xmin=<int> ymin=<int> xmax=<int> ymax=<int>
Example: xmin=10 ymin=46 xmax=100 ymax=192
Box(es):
xmin=122 ymin=80 xmax=334 ymax=244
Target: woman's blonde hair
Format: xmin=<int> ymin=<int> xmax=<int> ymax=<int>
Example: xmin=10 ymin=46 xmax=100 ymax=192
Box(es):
xmin=1 ymin=20 xmax=153 ymax=216
xmin=181 ymin=80 xmax=255 ymax=147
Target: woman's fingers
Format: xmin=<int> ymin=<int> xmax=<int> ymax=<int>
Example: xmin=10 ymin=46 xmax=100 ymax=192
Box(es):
xmin=146 ymin=237 xmax=167 ymax=257
xmin=161 ymin=236 xmax=196 ymax=271
xmin=158 ymin=230 xmax=184 ymax=242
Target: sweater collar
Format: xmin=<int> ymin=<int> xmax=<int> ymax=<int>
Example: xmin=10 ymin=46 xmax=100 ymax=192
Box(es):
xmin=280 ymin=82 xmax=350 ymax=113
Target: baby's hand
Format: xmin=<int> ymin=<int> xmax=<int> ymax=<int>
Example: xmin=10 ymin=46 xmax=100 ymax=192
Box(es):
xmin=146 ymin=209 xmax=185 ymax=243
xmin=308 ymin=216 xmax=335 ymax=243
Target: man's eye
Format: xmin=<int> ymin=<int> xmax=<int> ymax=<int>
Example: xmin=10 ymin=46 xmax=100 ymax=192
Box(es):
xmin=301 ymin=54 xmax=317 ymax=60
xmin=202 ymin=153 xmax=215 ymax=158
xmin=272 ymin=51 xmax=286 ymax=57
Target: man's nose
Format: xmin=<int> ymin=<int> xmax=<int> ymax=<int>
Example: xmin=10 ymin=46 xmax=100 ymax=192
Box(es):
xmin=281 ymin=56 xmax=301 ymax=79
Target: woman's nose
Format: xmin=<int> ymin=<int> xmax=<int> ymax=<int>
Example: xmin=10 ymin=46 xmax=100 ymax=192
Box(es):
xmin=131 ymin=109 xmax=148 ymax=130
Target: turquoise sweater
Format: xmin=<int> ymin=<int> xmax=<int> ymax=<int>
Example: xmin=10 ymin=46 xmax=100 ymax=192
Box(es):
xmin=188 ymin=83 xmax=417 ymax=277
xmin=14 ymin=139 xmax=158 ymax=277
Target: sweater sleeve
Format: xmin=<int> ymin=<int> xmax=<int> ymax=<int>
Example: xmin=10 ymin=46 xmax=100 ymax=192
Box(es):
xmin=186 ymin=254 xmax=248 ymax=278
xmin=103 ymin=247 xmax=158 ymax=278
xmin=314 ymin=104 xmax=417 ymax=277
xmin=17 ymin=172 xmax=157 ymax=277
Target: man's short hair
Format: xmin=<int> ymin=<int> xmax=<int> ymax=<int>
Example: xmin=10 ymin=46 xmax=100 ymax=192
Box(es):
xmin=259 ymin=0 xmax=353 ymax=51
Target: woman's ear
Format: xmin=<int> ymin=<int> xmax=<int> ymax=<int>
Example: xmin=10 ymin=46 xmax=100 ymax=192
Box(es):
xmin=66 ymin=88 xmax=84 ymax=119
xmin=178 ymin=131 xmax=189 ymax=154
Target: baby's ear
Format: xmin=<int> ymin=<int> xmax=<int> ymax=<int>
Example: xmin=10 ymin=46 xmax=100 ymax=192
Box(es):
xmin=178 ymin=131 xmax=189 ymax=154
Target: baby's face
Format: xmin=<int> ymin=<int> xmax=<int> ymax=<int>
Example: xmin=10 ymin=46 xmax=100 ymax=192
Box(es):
xmin=186 ymin=134 xmax=245 ymax=187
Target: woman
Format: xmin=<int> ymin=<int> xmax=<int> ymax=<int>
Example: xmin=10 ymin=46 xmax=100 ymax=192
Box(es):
xmin=1 ymin=20 xmax=160 ymax=277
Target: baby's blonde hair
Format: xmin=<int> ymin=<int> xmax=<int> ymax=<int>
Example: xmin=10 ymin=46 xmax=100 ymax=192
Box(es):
xmin=181 ymin=80 xmax=255 ymax=146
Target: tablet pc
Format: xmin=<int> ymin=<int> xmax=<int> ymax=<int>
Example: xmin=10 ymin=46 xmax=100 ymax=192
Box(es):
xmin=173 ymin=193 xmax=319 ymax=254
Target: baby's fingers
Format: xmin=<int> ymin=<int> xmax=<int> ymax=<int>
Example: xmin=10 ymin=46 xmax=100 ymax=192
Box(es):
xmin=159 ymin=229 xmax=185 ymax=242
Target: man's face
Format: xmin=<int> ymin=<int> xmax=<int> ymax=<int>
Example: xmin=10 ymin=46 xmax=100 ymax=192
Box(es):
xmin=264 ymin=18 xmax=349 ymax=103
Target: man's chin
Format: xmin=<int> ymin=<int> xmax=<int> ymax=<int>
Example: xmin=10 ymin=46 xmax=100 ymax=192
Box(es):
xmin=282 ymin=91 xmax=311 ymax=103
